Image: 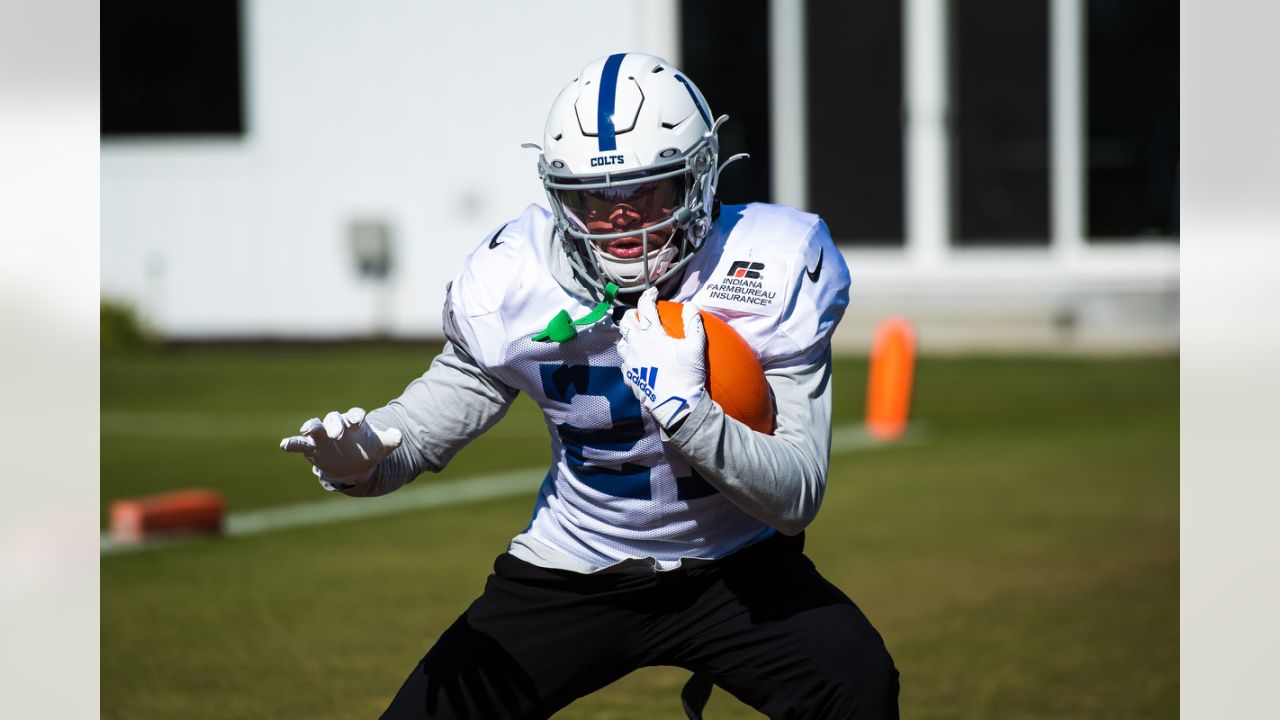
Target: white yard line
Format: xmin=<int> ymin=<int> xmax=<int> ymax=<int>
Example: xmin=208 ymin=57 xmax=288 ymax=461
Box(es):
xmin=101 ymin=423 xmax=924 ymax=555
xmin=830 ymin=423 xmax=925 ymax=454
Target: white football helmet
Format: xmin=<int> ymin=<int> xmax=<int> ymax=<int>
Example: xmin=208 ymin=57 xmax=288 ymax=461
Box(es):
xmin=531 ymin=53 xmax=747 ymax=297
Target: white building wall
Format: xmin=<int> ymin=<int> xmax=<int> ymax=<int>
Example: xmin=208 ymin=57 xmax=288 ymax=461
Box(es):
xmin=102 ymin=0 xmax=1177 ymax=352
xmin=102 ymin=0 xmax=679 ymax=338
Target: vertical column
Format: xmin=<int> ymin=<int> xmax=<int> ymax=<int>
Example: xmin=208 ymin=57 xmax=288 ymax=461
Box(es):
xmin=770 ymin=0 xmax=807 ymax=209
xmin=1051 ymin=0 xmax=1084 ymax=261
xmin=640 ymin=0 xmax=681 ymax=67
xmin=904 ymin=0 xmax=949 ymax=269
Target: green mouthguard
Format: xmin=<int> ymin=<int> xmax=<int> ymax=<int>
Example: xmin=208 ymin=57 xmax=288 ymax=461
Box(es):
xmin=531 ymin=283 xmax=619 ymax=343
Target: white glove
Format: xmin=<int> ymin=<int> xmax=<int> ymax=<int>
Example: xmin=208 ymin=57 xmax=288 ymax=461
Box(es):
xmin=617 ymin=287 xmax=707 ymax=431
xmin=279 ymin=407 xmax=402 ymax=485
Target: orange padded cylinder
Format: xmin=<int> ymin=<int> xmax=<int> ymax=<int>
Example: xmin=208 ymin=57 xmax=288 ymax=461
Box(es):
xmin=110 ymin=489 xmax=226 ymax=543
xmin=866 ymin=318 xmax=916 ymax=441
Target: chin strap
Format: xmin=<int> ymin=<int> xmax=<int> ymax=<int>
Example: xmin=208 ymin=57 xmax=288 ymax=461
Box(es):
xmin=531 ymin=282 xmax=619 ymax=343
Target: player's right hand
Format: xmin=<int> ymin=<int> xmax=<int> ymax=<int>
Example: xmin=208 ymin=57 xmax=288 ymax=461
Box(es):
xmin=617 ymin=287 xmax=707 ymax=431
xmin=279 ymin=407 xmax=402 ymax=483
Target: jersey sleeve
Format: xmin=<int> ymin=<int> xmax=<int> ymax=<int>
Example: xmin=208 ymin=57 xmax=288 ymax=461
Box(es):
xmin=664 ymin=346 xmax=835 ymax=535
xmin=446 ymin=206 xmax=561 ymax=391
xmin=335 ymin=342 xmax=518 ymax=497
xmin=660 ymin=211 xmax=848 ymax=533
xmin=756 ymin=217 xmax=850 ymax=369
xmin=440 ymin=221 xmax=515 ymax=373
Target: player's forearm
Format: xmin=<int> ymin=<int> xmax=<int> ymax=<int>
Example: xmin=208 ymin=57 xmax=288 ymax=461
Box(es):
xmin=333 ymin=343 xmax=517 ymax=497
xmin=666 ymin=349 xmax=833 ymax=535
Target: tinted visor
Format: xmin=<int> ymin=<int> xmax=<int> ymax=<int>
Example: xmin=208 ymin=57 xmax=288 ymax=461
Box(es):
xmin=553 ymin=173 xmax=689 ymax=235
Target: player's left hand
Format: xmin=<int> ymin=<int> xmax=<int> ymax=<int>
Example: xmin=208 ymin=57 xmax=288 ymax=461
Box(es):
xmin=617 ymin=287 xmax=706 ymax=431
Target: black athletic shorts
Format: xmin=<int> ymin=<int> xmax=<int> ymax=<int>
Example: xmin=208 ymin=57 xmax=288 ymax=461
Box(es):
xmin=381 ymin=532 xmax=898 ymax=719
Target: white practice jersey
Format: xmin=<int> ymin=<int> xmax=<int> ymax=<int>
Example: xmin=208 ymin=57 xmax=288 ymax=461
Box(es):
xmin=442 ymin=202 xmax=849 ymax=570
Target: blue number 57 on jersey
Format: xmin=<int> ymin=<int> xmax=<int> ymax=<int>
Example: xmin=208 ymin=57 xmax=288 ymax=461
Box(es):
xmin=538 ymin=363 xmax=716 ymax=501
xmin=539 ymin=363 xmax=653 ymax=500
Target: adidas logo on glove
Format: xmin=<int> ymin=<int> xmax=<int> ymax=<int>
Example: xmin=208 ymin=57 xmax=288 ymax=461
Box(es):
xmin=626 ymin=366 xmax=659 ymax=402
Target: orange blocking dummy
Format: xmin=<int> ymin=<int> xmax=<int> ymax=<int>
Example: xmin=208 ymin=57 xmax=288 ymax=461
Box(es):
xmin=865 ymin=318 xmax=916 ymax=441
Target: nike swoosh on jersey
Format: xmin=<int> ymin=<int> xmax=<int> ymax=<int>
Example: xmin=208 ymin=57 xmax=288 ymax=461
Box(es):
xmin=805 ymin=248 xmax=824 ymax=282
xmin=488 ymin=223 xmax=509 ymax=250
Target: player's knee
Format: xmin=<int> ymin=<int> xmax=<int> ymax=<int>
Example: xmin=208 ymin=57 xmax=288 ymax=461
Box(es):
xmin=804 ymin=631 xmax=899 ymax=717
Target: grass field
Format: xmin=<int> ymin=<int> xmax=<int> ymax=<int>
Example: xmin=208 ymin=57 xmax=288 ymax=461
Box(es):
xmin=102 ymin=346 xmax=1178 ymax=719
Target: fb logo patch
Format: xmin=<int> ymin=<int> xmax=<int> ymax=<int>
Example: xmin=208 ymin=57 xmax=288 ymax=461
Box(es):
xmin=700 ymin=258 xmax=779 ymax=314
xmin=626 ymin=366 xmax=659 ymax=402
xmin=727 ymin=260 xmax=765 ymax=279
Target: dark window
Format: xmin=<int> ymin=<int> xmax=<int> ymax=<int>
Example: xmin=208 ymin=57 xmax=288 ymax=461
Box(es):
xmin=950 ymin=0 xmax=1050 ymax=245
xmin=807 ymin=0 xmax=905 ymax=246
xmin=680 ymin=0 xmax=771 ymax=204
xmin=1086 ymin=1 xmax=1178 ymax=239
xmin=102 ymin=0 xmax=244 ymax=136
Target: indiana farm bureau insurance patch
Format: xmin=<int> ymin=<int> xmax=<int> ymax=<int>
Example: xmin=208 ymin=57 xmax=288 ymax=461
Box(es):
xmin=696 ymin=256 xmax=784 ymax=315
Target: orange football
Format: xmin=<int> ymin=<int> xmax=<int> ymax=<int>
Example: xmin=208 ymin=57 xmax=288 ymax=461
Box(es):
xmin=656 ymin=301 xmax=775 ymax=435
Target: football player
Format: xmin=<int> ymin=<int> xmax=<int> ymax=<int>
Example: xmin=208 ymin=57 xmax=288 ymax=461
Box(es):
xmin=281 ymin=53 xmax=898 ymax=719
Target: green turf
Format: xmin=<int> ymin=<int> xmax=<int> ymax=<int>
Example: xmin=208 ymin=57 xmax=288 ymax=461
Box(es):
xmin=100 ymin=345 xmax=552 ymax=525
xmin=102 ymin=347 xmax=1178 ymax=718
